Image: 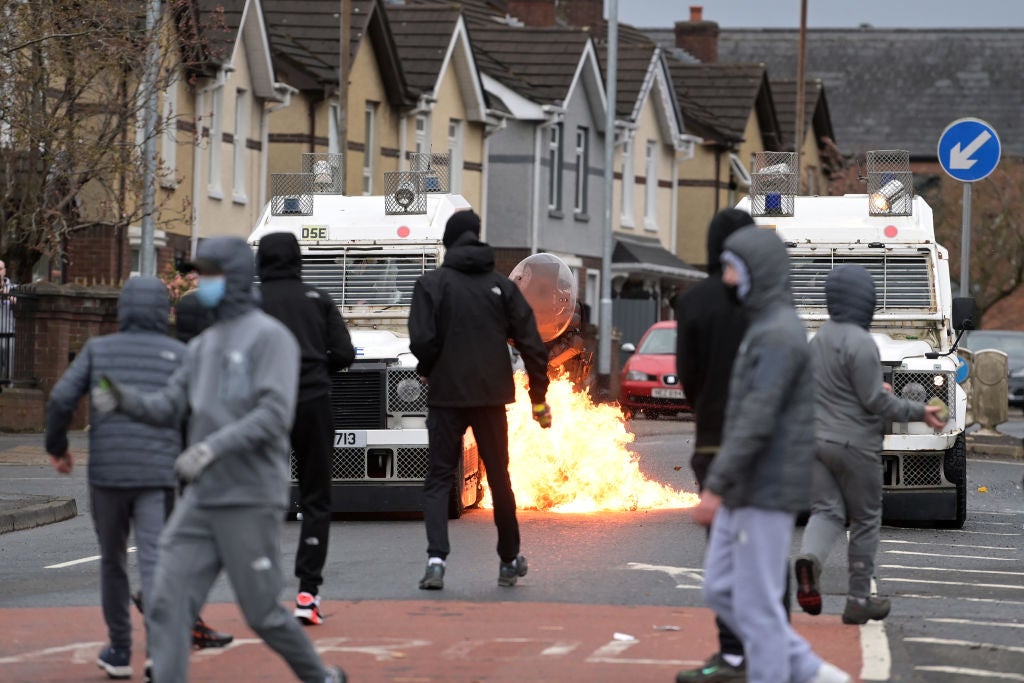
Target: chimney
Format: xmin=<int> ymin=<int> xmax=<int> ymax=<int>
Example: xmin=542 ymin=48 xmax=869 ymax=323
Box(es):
xmin=506 ymin=0 xmax=557 ymax=27
xmin=561 ymin=0 xmax=604 ymax=30
xmin=674 ymin=5 xmax=719 ymax=63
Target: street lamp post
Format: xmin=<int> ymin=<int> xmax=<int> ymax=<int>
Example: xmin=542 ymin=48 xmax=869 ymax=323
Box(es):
xmin=597 ymin=0 xmax=618 ymax=399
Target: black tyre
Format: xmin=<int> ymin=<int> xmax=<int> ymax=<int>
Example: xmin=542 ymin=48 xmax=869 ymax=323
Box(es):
xmin=938 ymin=432 xmax=967 ymax=529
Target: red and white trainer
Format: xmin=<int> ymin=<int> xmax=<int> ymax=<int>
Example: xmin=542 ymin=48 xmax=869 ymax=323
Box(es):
xmin=294 ymin=591 xmax=323 ymax=625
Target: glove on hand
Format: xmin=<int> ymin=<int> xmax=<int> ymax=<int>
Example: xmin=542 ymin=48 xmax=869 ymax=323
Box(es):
xmin=90 ymin=375 xmax=122 ymax=413
xmin=532 ymin=402 xmax=552 ymax=429
xmin=175 ymin=442 xmax=217 ymax=483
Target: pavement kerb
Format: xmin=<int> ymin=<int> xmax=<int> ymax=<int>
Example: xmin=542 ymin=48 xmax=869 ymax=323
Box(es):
xmin=0 ymin=496 xmax=78 ymax=534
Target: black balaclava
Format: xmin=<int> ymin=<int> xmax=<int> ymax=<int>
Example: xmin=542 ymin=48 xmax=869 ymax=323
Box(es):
xmin=442 ymin=210 xmax=481 ymax=248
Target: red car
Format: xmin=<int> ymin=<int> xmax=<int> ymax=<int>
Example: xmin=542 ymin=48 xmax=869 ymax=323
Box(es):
xmin=619 ymin=320 xmax=689 ymax=418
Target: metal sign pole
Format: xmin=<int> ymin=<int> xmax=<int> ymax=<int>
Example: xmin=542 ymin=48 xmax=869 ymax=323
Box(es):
xmin=960 ymin=182 xmax=972 ymax=297
xmin=597 ymin=0 xmax=618 ymax=398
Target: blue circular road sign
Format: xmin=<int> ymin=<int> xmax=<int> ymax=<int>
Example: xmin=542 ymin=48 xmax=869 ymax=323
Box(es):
xmin=938 ymin=117 xmax=1001 ymax=182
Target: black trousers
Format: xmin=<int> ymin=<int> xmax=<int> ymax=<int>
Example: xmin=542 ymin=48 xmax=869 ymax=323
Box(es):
xmin=692 ymin=450 xmax=792 ymax=658
xmin=292 ymin=395 xmax=334 ymax=595
xmin=424 ymin=405 xmax=520 ymax=563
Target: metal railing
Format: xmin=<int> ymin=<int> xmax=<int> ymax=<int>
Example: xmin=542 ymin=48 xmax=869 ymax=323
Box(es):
xmin=0 ymin=291 xmax=14 ymax=384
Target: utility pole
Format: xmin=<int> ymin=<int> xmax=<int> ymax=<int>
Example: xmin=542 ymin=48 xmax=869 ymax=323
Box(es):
xmin=597 ymin=0 xmax=618 ymax=399
xmin=794 ymin=0 xmax=808 ymax=188
xmin=339 ymin=0 xmax=351 ymax=162
xmin=139 ymin=0 xmax=161 ymax=276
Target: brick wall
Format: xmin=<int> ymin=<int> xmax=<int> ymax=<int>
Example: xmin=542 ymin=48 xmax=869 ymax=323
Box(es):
xmin=0 ymin=282 xmax=119 ymax=431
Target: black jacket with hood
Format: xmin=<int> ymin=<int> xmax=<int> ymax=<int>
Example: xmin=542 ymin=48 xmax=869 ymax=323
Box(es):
xmin=257 ymin=232 xmax=355 ymax=402
xmin=675 ymin=209 xmax=752 ymax=452
xmin=408 ymin=232 xmax=549 ymax=407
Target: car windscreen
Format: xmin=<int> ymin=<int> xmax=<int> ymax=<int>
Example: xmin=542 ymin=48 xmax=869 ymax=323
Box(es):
xmin=637 ymin=328 xmax=676 ymax=355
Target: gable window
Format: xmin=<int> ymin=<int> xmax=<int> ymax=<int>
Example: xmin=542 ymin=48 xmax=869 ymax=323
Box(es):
xmin=448 ymin=119 xmax=462 ymax=193
xmin=232 ymin=88 xmax=248 ymax=204
xmin=328 ymin=102 xmax=340 ymax=155
xmin=574 ymin=127 xmax=589 ymax=215
xmin=644 ymin=140 xmax=657 ymax=230
xmin=160 ymin=83 xmax=178 ymax=188
xmin=620 ymin=136 xmax=634 ymax=226
xmin=363 ymin=101 xmax=377 ymax=195
xmin=207 ymin=84 xmax=224 ymax=198
xmin=415 ymin=114 xmax=427 ymax=155
xmin=547 ymin=123 xmax=562 ymax=211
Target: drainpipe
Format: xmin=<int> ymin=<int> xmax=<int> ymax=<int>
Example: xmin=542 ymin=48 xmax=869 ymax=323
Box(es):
xmin=481 ymin=111 xmax=508 ymax=242
xmin=259 ymin=82 xmax=298 ymax=211
xmin=191 ymin=66 xmax=230 ymax=258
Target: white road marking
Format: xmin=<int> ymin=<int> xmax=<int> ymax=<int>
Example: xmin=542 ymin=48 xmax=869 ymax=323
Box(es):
xmin=969 ymin=521 xmax=1017 ymax=527
xmin=0 ymin=642 xmax=104 ymax=664
xmin=881 ymin=564 xmax=1024 ymax=577
xmin=627 ymin=562 xmax=704 ymax=589
xmin=881 ymin=539 xmax=1016 ymax=551
xmin=901 ymin=593 xmax=1024 ymax=607
xmin=45 ymin=547 xmax=136 ymax=569
xmin=884 ymin=550 xmax=1018 ymax=562
xmin=938 ymin=529 xmax=1021 ymax=536
xmin=586 ymin=639 xmax=700 ymax=666
xmin=859 ymin=620 xmax=891 ymax=682
xmin=905 ymin=637 xmax=1024 ymax=654
xmin=926 ymin=618 xmax=1024 ymax=629
xmin=443 ymin=638 xmax=578 ymax=661
xmin=885 ymin=577 xmax=1024 ymax=590
xmin=915 ymin=666 xmax=1024 ymax=681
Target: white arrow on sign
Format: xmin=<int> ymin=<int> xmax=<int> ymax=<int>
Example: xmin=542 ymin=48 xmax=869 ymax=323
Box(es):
xmin=949 ymin=130 xmax=993 ymax=170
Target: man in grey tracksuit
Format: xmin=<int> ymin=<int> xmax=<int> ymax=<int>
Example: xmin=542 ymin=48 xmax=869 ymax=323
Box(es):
xmin=45 ymin=276 xmax=184 ymax=680
xmin=95 ymin=237 xmax=344 ymax=683
xmin=691 ymin=227 xmax=850 ymax=683
xmin=795 ymin=264 xmax=946 ymax=625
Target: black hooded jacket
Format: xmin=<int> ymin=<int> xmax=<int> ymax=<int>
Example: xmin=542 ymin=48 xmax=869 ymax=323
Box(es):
xmin=675 ymin=209 xmax=753 ymax=451
xmin=408 ymin=232 xmax=549 ymax=407
xmin=257 ymin=232 xmax=355 ymax=402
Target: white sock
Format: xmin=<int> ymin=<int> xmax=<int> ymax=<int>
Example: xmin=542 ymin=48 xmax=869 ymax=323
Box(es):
xmin=722 ymin=653 xmax=744 ymax=667
xmin=428 ymin=557 xmax=445 ymax=566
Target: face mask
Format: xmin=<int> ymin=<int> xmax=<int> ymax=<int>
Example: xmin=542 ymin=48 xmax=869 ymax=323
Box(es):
xmin=195 ymin=276 xmax=226 ymax=309
xmin=720 ymin=250 xmax=751 ymax=302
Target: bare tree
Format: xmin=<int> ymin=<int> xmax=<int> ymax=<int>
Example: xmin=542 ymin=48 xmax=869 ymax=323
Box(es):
xmin=0 ymin=0 xmax=226 ymax=282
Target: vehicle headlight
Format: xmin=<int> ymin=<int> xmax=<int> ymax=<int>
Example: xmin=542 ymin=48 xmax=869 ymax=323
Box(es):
xmin=901 ymin=381 xmax=927 ymax=402
xmin=396 ymin=377 xmax=423 ymax=403
xmin=932 ymin=374 xmax=946 ymax=388
xmin=625 ymin=370 xmax=650 ymax=382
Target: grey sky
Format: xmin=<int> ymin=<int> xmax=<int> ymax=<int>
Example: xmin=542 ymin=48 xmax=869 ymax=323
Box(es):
xmin=617 ymin=0 xmax=1024 ymax=29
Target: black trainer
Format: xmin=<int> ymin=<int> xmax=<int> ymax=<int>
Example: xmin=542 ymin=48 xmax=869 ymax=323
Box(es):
xmin=96 ymin=645 xmax=132 ymax=680
xmin=498 ymin=554 xmax=528 ymax=587
xmin=676 ymin=652 xmax=745 ymax=683
xmin=419 ymin=562 xmax=445 ymax=590
xmin=842 ymin=596 xmax=890 ymax=624
xmin=794 ymin=554 xmax=823 ymax=615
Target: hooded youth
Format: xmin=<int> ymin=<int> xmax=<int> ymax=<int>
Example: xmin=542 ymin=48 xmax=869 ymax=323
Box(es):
xmin=257 ymin=231 xmax=354 ymax=402
xmin=704 ymin=227 xmax=815 ymax=512
xmin=45 ymin=277 xmax=185 ymax=488
xmin=116 ymin=237 xmax=301 ymax=508
xmin=810 ymin=264 xmax=925 ymax=450
xmin=408 ymin=213 xmax=549 ymax=407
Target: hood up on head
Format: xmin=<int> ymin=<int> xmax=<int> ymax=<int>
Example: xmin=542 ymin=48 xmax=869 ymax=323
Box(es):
xmin=706 ymin=208 xmax=755 ymax=275
xmin=118 ymin=276 xmax=171 ymax=334
xmin=721 ymin=226 xmax=792 ymax=313
xmin=442 ymin=210 xmax=481 ymax=248
xmin=174 ymin=291 xmax=213 ymax=342
xmin=826 ymin=264 xmax=876 ymax=330
xmin=193 ymin=236 xmax=256 ymax=320
xmin=256 ymin=232 xmax=302 ymax=282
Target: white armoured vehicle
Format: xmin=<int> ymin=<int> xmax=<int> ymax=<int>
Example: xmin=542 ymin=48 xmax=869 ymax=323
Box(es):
xmin=737 ymin=150 xmax=977 ymax=528
xmin=248 ymin=152 xmax=483 ymax=516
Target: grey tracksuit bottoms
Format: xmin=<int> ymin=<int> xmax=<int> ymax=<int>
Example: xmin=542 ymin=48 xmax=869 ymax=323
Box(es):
xmin=90 ymin=485 xmax=172 ymax=651
xmin=800 ymin=439 xmax=884 ymax=599
xmin=703 ymin=506 xmax=822 ymax=683
xmin=147 ymin=501 xmax=327 ymax=683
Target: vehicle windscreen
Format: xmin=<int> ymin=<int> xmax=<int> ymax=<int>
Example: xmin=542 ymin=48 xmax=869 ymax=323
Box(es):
xmin=637 ymin=328 xmax=676 ymax=355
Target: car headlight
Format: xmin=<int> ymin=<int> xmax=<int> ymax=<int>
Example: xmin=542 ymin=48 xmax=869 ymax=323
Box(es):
xmin=396 ymin=377 xmax=423 ymax=403
xmin=932 ymin=374 xmax=946 ymax=388
xmin=625 ymin=370 xmax=650 ymax=382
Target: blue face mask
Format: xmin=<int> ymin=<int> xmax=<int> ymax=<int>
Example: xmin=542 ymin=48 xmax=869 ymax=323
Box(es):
xmin=195 ymin=276 xmax=226 ymax=309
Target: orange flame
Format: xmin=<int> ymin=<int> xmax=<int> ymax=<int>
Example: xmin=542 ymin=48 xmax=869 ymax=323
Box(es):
xmin=481 ymin=373 xmax=699 ymax=513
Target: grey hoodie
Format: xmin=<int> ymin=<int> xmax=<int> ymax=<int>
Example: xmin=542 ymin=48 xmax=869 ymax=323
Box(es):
xmin=705 ymin=227 xmax=815 ymax=512
xmin=810 ymin=264 xmax=925 ymax=451
xmin=118 ymin=237 xmax=300 ymax=508
xmin=45 ymin=277 xmax=185 ymax=488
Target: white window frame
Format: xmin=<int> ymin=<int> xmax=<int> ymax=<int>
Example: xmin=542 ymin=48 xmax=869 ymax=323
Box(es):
xmin=415 ymin=114 xmax=427 ymax=155
xmin=363 ymin=101 xmax=377 ymax=195
xmin=160 ymin=82 xmax=178 ymax=189
xmin=547 ymin=123 xmax=562 ymax=211
xmin=643 ymin=140 xmax=658 ymax=231
xmin=448 ymin=118 xmax=463 ymax=193
xmin=207 ymin=85 xmax=224 ymax=199
xmin=232 ymin=88 xmax=248 ymax=204
xmin=328 ymin=102 xmax=340 ymax=155
xmin=127 ymin=226 xmax=167 ymax=278
xmin=620 ymin=136 xmax=635 ymax=227
xmin=574 ymin=127 xmax=589 ymax=215
xmin=586 ymin=270 xmax=600 ymax=329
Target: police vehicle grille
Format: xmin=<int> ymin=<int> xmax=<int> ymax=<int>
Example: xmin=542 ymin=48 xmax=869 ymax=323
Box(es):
xmin=387 ymin=367 xmax=428 ymax=415
xmin=301 ymin=251 xmax=439 ymax=309
xmin=891 ymin=369 xmax=956 ymax=424
xmin=789 ymin=253 xmax=934 ymax=311
xmin=330 ymin=368 xmax=385 ymax=429
xmin=396 ymin=447 xmax=430 ymax=479
xmin=901 ymin=454 xmax=943 ymax=487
